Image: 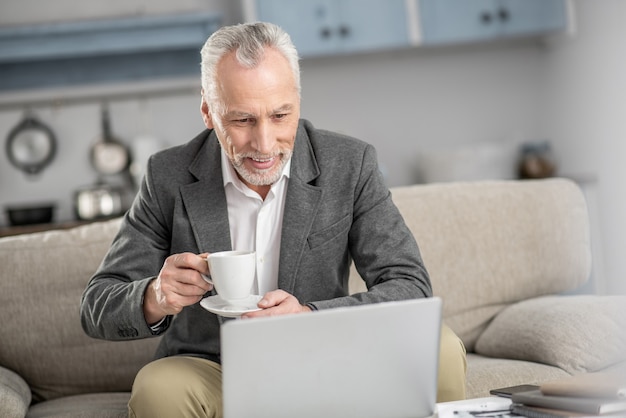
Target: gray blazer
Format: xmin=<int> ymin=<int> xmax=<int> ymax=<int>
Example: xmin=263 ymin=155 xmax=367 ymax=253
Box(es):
xmin=80 ymin=119 xmax=431 ymax=361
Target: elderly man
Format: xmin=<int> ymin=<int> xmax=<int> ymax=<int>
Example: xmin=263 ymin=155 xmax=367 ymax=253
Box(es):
xmin=80 ymin=21 xmax=466 ymax=418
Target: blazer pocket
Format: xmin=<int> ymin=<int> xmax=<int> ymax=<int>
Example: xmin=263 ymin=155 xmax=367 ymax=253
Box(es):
xmin=307 ymin=215 xmax=351 ymax=249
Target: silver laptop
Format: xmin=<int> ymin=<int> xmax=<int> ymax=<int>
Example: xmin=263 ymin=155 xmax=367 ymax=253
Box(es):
xmin=220 ymin=297 xmax=442 ymax=418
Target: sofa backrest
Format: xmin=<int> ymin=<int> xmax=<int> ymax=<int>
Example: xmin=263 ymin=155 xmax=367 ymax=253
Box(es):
xmin=0 ymin=178 xmax=592 ymax=402
xmin=349 ymin=178 xmax=592 ymax=351
xmin=0 ymin=217 xmax=159 ymax=403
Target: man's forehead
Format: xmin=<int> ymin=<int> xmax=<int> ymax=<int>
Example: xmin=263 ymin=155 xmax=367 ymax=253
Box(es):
xmin=224 ymin=103 xmax=295 ymax=117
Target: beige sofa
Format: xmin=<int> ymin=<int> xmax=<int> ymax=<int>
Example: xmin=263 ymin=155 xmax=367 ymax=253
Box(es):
xmin=1 ymin=178 xmax=625 ymax=417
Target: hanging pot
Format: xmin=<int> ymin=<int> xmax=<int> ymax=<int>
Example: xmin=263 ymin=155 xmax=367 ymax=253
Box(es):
xmin=5 ymin=112 xmax=57 ymax=176
xmin=73 ymin=183 xmax=124 ymax=221
xmin=90 ymin=104 xmax=131 ymax=176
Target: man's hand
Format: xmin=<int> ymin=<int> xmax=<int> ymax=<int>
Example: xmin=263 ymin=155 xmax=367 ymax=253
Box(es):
xmin=242 ymin=289 xmax=311 ymax=319
xmin=143 ymin=252 xmax=213 ymax=325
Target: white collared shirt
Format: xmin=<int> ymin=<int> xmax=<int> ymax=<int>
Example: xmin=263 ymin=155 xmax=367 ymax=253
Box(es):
xmin=220 ymin=149 xmax=291 ymax=296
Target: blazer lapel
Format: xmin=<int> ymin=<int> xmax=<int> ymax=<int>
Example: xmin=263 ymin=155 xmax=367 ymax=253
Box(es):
xmin=278 ymin=122 xmax=323 ymax=293
xmin=178 ymin=123 xmax=323 ymax=293
xmin=180 ymin=130 xmax=232 ymax=253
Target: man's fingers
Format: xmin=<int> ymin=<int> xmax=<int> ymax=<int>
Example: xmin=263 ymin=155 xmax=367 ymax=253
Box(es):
xmin=154 ymin=253 xmax=214 ymax=316
xmin=242 ymin=290 xmax=310 ymax=318
xmin=257 ymin=289 xmax=289 ymax=308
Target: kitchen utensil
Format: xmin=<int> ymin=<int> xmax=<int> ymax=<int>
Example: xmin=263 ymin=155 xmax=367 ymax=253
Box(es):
xmin=518 ymin=140 xmax=557 ymax=179
xmin=73 ymin=184 xmax=124 ymax=221
xmin=5 ymin=203 xmax=55 ymax=226
xmin=90 ymin=104 xmax=130 ymax=176
xmin=5 ymin=112 xmax=57 ymax=175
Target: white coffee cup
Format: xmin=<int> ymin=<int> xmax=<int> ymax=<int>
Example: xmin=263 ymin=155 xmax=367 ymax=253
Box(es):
xmin=206 ymin=250 xmax=256 ymax=302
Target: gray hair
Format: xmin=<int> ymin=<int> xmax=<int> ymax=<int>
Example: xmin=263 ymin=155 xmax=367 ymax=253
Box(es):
xmin=200 ymin=22 xmax=301 ymax=118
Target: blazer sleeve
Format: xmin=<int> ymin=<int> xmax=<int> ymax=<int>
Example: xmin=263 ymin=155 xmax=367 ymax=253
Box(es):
xmin=79 ymin=153 xmax=174 ymax=341
xmin=308 ymin=143 xmax=432 ymax=310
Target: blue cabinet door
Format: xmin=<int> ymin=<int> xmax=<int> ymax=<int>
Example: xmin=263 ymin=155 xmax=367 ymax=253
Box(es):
xmin=336 ymin=0 xmax=409 ymax=53
xmin=419 ymin=0 xmax=567 ymax=45
xmin=419 ymin=0 xmax=499 ymax=44
xmin=255 ymin=0 xmax=409 ymax=57
xmin=256 ymin=0 xmax=342 ymax=57
xmin=500 ymin=0 xmax=566 ymax=36
xmin=0 ymin=12 xmax=221 ymax=92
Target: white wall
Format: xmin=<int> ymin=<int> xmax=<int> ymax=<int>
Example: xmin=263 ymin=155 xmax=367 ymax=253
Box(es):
xmin=540 ymin=0 xmax=626 ymax=295
xmin=299 ymin=43 xmax=545 ymax=186
xmin=0 ymin=41 xmax=547 ymax=220
xmin=0 ymin=0 xmax=549 ymax=225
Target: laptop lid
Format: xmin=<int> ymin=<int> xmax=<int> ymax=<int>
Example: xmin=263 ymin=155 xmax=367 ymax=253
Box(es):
xmin=220 ymin=297 xmax=442 ymax=418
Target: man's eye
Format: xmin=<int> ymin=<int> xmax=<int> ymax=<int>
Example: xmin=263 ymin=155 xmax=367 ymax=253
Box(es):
xmin=235 ymin=118 xmax=252 ymax=123
xmin=274 ymin=113 xmax=287 ymax=120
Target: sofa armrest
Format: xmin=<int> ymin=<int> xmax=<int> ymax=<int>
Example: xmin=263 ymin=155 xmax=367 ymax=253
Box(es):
xmin=0 ymin=365 xmax=31 ymax=418
xmin=474 ymin=295 xmax=626 ymax=374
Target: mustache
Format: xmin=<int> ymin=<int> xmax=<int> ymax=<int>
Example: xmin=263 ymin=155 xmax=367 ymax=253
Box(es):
xmin=233 ymin=149 xmax=290 ymax=165
xmin=239 ymin=151 xmax=281 ymax=159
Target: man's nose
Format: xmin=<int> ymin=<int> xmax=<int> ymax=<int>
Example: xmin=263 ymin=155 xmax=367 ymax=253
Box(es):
xmin=253 ymin=120 xmax=274 ymax=154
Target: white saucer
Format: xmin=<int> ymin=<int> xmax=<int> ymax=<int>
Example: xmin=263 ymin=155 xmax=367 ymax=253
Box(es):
xmin=200 ymin=294 xmax=263 ymax=318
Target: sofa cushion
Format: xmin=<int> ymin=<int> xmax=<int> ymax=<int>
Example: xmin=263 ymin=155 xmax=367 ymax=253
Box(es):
xmin=0 ymin=365 xmax=31 ymax=418
xmin=465 ymin=353 xmax=570 ymax=399
xmin=474 ymin=295 xmax=626 ymax=373
xmin=389 ymin=178 xmax=591 ymax=350
xmin=0 ymin=218 xmax=160 ymax=403
xmin=26 ymin=392 xmax=129 ymax=418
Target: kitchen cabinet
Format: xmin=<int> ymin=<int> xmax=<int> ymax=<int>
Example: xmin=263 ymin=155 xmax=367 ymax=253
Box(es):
xmin=418 ymin=0 xmax=567 ymax=45
xmin=246 ymin=0 xmax=410 ymax=57
xmin=0 ymin=12 xmax=221 ymax=93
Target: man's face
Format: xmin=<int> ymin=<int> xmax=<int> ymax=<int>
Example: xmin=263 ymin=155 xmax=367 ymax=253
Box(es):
xmin=201 ymin=48 xmax=300 ymax=195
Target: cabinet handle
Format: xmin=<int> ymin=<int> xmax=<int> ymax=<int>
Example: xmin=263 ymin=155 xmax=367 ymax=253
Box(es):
xmin=498 ymin=8 xmax=510 ymax=22
xmin=338 ymin=25 xmax=350 ymax=38
xmin=320 ymin=27 xmax=332 ymax=39
xmin=480 ymin=12 xmax=492 ymax=24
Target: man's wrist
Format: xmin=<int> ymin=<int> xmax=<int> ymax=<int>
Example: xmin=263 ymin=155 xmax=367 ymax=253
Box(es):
xmin=148 ymin=316 xmax=168 ymax=334
xmin=143 ymin=278 xmax=167 ymax=325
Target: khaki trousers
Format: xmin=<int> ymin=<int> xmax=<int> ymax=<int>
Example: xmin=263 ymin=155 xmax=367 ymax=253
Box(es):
xmin=128 ymin=324 xmax=466 ymax=417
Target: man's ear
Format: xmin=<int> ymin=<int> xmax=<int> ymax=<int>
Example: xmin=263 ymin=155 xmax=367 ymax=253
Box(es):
xmin=200 ymin=97 xmax=215 ymax=129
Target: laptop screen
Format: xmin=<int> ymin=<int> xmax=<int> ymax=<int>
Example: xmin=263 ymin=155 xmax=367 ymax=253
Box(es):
xmin=220 ymin=297 xmax=442 ymax=418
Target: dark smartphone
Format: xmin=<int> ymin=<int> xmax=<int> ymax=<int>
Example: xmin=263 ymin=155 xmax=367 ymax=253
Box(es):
xmin=489 ymin=384 xmax=540 ymax=398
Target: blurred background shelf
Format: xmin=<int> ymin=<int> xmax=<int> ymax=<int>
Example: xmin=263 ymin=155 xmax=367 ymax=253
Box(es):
xmin=0 ymin=11 xmax=221 ymax=96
